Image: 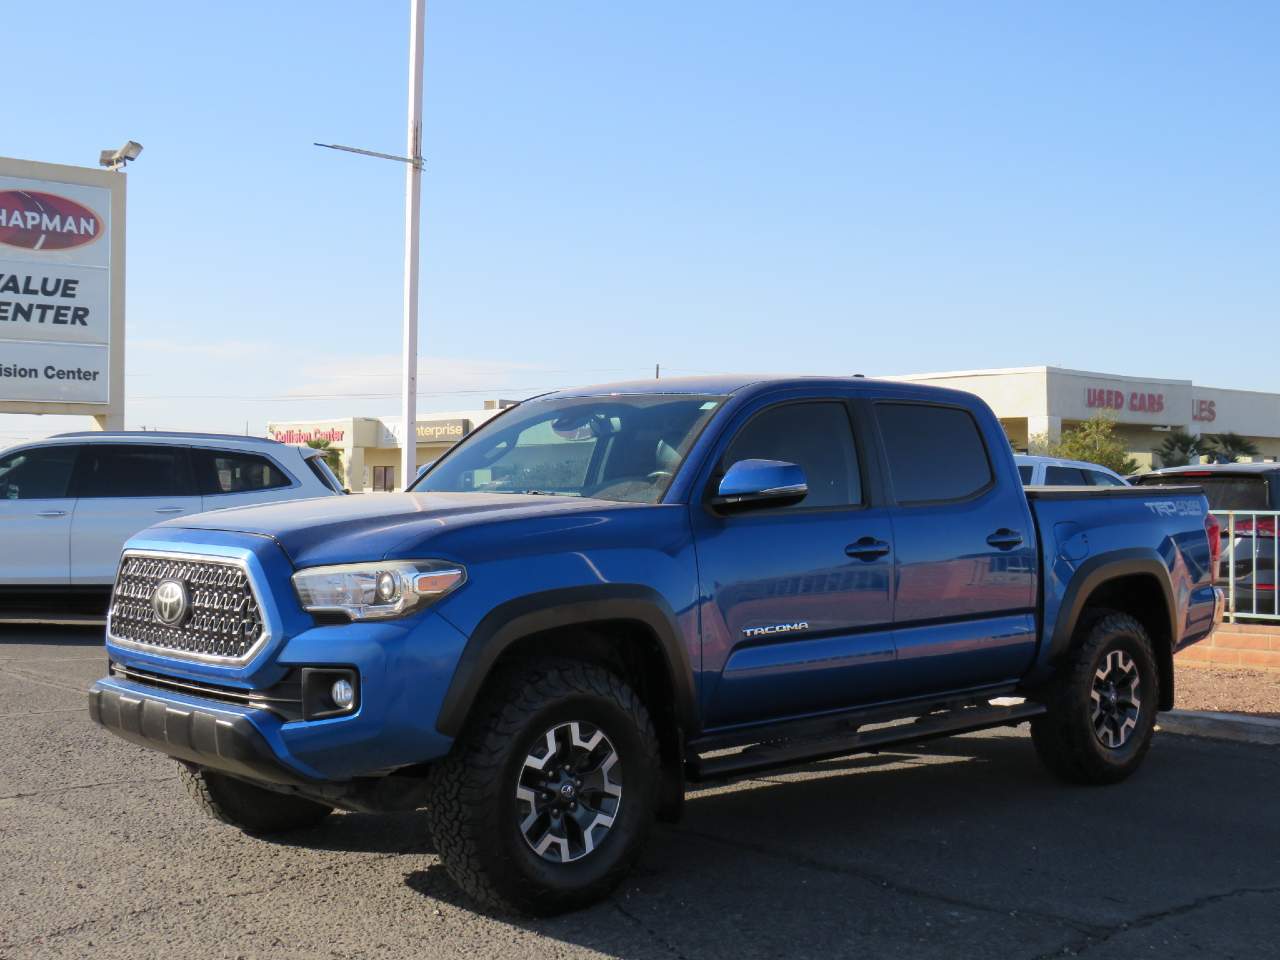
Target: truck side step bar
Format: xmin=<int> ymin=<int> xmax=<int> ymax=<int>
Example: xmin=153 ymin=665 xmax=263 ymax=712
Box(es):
xmin=688 ymin=698 xmax=1047 ymax=783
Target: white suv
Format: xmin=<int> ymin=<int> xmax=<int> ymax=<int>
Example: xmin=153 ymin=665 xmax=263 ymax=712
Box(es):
xmin=0 ymin=432 xmax=343 ymax=618
xmin=1013 ymin=454 xmax=1129 ymax=487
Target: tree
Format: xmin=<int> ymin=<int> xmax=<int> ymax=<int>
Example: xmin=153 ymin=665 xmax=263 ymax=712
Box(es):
xmin=1048 ymin=414 xmax=1139 ymax=475
xmin=1155 ymin=430 xmax=1203 ymax=468
xmin=1203 ymin=432 xmax=1259 ymax=464
xmin=305 ymin=439 xmax=344 ymax=485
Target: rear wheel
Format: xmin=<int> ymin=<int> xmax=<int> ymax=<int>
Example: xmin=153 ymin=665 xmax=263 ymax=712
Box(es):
xmin=426 ymin=659 xmax=659 ymax=915
xmin=1031 ymin=612 xmax=1158 ymax=784
xmin=180 ymin=766 xmax=333 ymax=835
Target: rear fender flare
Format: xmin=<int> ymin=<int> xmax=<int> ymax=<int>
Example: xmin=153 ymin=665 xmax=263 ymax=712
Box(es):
xmin=1045 ymin=548 xmax=1177 ymax=707
xmin=1048 ymin=549 xmax=1176 ymax=662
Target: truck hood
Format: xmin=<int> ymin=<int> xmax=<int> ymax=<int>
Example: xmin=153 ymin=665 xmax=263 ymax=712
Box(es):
xmin=158 ymin=492 xmax=633 ymax=568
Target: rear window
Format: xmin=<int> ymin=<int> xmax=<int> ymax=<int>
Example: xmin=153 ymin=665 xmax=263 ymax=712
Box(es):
xmin=1136 ymin=474 xmax=1271 ymax=510
xmin=1088 ymin=470 xmax=1126 ymax=487
xmin=876 ymin=403 xmax=992 ymax=503
xmin=1045 ymin=466 xmax=1089 ymax=486
xmin=194 ymin=450 xmax=292 ymax=495
xmin=305 ymin=454 xmax=344 ymax=492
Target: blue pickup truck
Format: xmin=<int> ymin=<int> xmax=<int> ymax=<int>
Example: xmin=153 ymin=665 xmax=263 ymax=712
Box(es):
xmin=89 ymin=376 xmax=1222 ymax=914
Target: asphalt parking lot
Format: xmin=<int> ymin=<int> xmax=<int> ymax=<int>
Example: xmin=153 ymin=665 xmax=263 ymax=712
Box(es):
xmin=4 ymin=627 xmax=1279 ymax=960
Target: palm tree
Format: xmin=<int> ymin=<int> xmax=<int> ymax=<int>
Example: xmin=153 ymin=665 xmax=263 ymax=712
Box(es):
xmin=1204 ymin=432 xmax=1259 ymax=464
xmin=1155 ymin=430 xmax=1202 ymax=468
xmin=305 ymin=439 xmax=345 ymax=485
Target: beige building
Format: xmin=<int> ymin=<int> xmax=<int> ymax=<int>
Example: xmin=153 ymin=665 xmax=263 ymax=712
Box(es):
xmin=267 ymin=403 xmax=506 ymax=492
xmin=889 ymin=366 xmax=1280 ymax=469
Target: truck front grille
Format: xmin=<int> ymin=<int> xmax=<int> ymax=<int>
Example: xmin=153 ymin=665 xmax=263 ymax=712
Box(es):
xmin=108 ymin=552 xmax=269 ymax=664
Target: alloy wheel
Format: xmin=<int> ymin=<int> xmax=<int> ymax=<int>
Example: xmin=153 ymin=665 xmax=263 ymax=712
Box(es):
xmin=515 ymin=721 xmax=623 ymax=863
xmin=1091 ymin=649 xmax=1142 ymax=748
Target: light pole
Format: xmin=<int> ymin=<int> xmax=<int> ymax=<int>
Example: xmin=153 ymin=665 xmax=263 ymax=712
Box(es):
xmin=401 ymin=0 xmax=425 ymax=491
xmin=316 ymin=0 xmax=426 ymax=491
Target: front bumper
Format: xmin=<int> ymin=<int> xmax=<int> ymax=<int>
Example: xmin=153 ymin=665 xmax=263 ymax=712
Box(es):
xmin=95 ymin=609 xmax=471 ymax=783
xmin=89 ymin=679 xmax=317 ymax=786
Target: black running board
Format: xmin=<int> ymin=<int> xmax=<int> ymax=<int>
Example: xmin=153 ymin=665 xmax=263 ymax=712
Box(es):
xmin=688 ymin=700 xmax=1046 ymax=782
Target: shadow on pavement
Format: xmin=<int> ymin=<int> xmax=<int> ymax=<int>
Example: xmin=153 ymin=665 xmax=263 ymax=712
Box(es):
xmin=396 ymin=730 xmax=1280 ymax=959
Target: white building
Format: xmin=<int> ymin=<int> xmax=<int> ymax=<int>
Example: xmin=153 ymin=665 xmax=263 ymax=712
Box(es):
xmin=888 ymin=366 xmax=1280 ymax=469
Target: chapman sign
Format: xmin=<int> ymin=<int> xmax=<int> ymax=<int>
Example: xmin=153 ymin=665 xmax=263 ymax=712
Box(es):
xmin=0 ymin=156 xmax=125 ymax=424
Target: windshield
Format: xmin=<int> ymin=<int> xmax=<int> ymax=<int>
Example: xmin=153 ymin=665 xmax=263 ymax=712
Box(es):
xmin=411 ymin=394 xmax=725 ymax=503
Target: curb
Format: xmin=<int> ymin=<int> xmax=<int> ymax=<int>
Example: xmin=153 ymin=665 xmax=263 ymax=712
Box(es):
xmin=1157 ymin=709 xmax=1280 ymax=746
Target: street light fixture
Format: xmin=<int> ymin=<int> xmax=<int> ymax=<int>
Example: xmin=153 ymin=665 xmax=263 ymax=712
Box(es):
xmin=99 ymin=141 xmax=143 ymax=171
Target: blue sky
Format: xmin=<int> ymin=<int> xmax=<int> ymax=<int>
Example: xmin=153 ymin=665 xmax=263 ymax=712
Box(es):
xmin=4 ymin=1 xmax=1278 ymax=442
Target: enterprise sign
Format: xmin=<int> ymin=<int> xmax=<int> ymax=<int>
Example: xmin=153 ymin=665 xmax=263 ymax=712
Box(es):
xmin=0 ymin=175 xmax=112 ymax=404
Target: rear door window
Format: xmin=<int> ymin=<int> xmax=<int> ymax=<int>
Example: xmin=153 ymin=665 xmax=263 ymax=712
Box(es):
xmin=1045 ymin=466 xmax=1089 ymax=486
xmin=1017 ymin=465 xmax=1033 ymax=484
xmin=876 ymin=403 xmax=992 ymax=504
xmin=194 ymin=450 xmax=293 ymax=495
xmin=0 ymin=446 xmax=79 ymax=500
xmin=74 ymin=445 xmax=197 ymax=498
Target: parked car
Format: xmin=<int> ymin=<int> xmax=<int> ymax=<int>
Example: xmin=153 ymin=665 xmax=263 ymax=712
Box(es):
xmin=1014 ymin=454 xmax=1129 ymax=487
xmin=89 ymin=376 xmax=1220 ymax=915
xmin=0 ymin=432 xmax=343 ymax=620
xmin=1132 ymin=463 xmax=1279 ymax=617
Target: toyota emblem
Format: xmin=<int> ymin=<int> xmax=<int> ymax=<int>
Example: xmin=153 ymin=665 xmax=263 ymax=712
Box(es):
xmin=151 ymin=579 xmax=189 ymax=626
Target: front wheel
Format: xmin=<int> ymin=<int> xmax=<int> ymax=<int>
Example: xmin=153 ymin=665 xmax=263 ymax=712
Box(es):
xmin=1031 ymin=612 xmax=1158 ymax=785
xmin=426 ymin=659 xmax=659 ymax=915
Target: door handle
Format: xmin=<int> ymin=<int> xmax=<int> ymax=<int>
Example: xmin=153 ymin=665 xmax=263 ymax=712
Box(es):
xmin=987 ymin=529 xmax=1024 ymax=550
xmin=846 ymin=537 xmax=890 ymax=560
xmin=36 ymin=510 xmax=67 ymax=518
xmin=154 ymin=507 xmax=185 ymax=514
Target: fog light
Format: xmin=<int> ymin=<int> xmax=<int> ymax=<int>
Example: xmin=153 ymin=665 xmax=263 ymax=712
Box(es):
xmin=331 ymin=678 xmax=356 ymax=710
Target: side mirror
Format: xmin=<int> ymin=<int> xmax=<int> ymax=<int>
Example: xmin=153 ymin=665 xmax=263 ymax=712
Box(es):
xmin=415 ymin=460 xmax=434 ymax=480
xmin=711 ymin=459 xmax=807 ymax=512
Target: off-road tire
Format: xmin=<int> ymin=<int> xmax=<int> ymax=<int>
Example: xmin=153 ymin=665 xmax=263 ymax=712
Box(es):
xmin=426 ymin=658 xmax=660 ymax=915
xmin=180 ymin=766 xmax=333 ymax=834
xmin=1031 ymin=611 xmax=1158 ymax=785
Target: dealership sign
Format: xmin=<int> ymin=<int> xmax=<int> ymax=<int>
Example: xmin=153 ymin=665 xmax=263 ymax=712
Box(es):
xmin=0 ymin=190 xmax=102 ymax=251
xmin=1085 ymin=387 xmax=1165 ymax=414
xmin=0 ymin=173 xmax=112 ymax=404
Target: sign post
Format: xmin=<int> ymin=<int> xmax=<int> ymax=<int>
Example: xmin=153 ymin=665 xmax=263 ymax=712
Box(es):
xmin=0 ymin=156 xmax=124 ymax=428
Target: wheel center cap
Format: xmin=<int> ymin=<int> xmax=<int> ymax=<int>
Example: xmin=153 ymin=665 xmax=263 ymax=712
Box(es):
xmin=559 ymin=782 xmax=577 ymax=801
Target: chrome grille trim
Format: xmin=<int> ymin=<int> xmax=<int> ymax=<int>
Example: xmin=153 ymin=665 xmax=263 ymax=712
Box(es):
xmin=107 ymin=549 xmax=271 ymax=665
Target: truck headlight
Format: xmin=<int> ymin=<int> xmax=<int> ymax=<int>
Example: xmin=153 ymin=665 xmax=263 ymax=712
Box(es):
xmin=292 ymin=560 xmax=466 ymax=621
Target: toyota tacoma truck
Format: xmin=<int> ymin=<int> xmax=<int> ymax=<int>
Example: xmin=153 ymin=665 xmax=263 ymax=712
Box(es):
xmin=89 ymin=376 xmax=1222 ymax=915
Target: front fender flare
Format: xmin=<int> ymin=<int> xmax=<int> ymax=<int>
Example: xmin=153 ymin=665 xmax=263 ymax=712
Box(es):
xmin=434 ymin=585 xmax=697 ymax=738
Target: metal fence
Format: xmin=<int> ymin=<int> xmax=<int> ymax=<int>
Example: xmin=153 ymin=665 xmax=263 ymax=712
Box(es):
xmin=1215 ymin=509 xmax=1280 ymax=622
